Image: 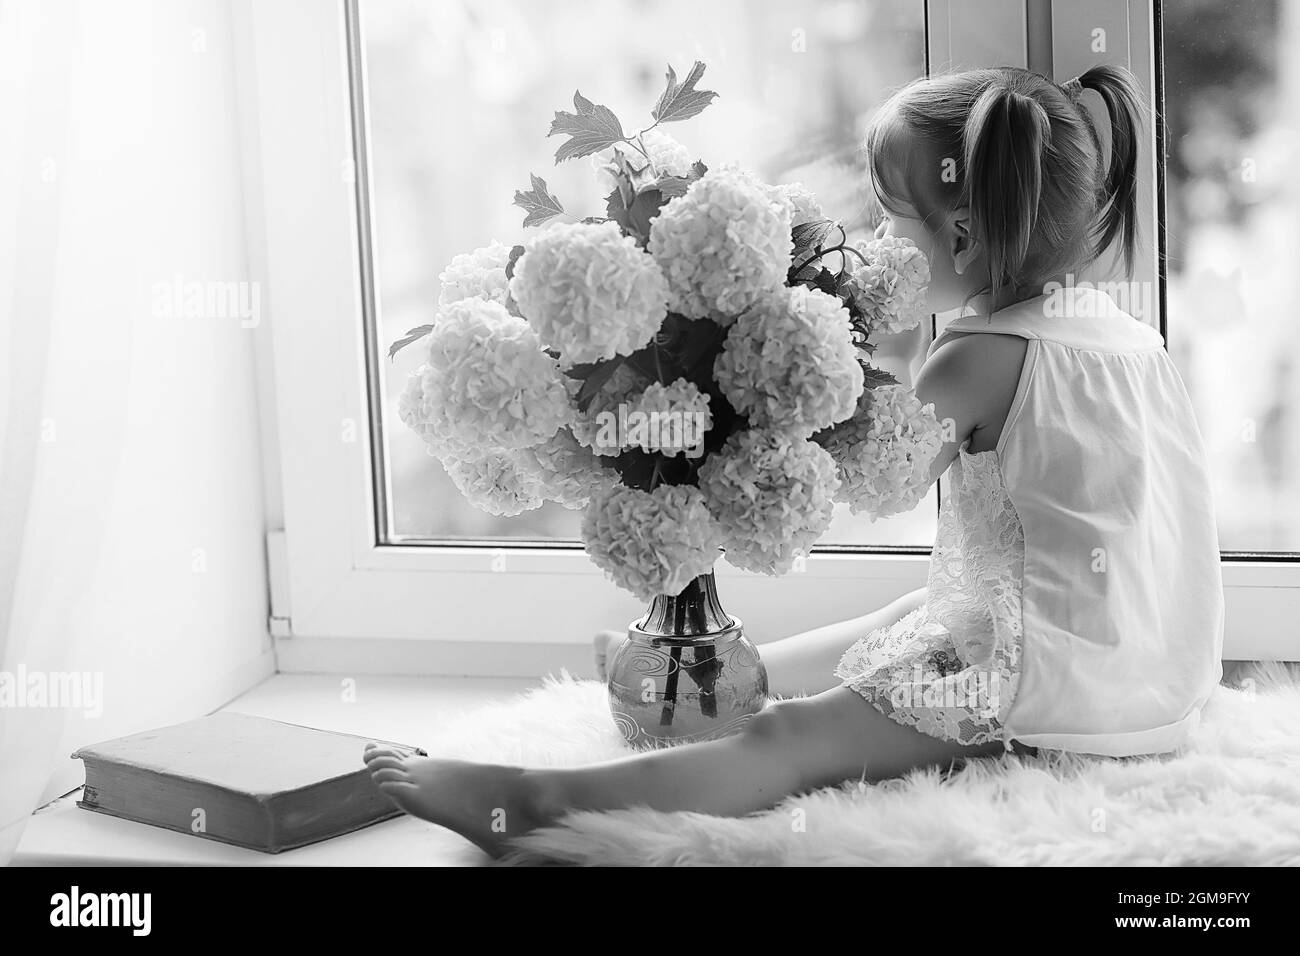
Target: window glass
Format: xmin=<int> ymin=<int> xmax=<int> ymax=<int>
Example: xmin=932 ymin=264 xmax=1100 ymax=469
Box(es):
xmin=1162 ymin=0 xmax=1300 ymax=551
xmin=359 ymin=0 xmax=933 ymax=545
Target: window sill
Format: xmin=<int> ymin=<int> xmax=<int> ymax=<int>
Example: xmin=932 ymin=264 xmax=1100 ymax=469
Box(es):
xmin=12 ymin=674 xmax=539 ymax=867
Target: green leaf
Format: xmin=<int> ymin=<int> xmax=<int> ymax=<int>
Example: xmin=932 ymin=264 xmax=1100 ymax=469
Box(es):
xmin=624 ymin=344 xmax=669 ymax=384
xmin=605 ymin=187 xmax=666 ymax=247
xmin=655 ymin=175 xmax=693 ymax=199
xmin=651 ymin=61 xmax=718 ymax=124
xmin=790 ymin=261 xmax=822 ymax=285
xmin=609 ymin=446 xmax=661 ymax=493
xmin=565 ymin=356 xmax=627 ymax=413
xmin=859 ymin=362 xmax=899 ymax=389
xmin=502 ymin=246 xmax=528 ymax=316
xmin=663 ymin=315 xmax=727 ymax=382
xmin=612 ymin=147 xmax=658 ymax=194
xmin=790 ymin=218 xmax=837 ymax=271
xmin=810 ymin=267 xmax=841 ymax=297
xmin=513 ymin=174 xmax=565 ymax=227
xmin=504 ymin=244 xmax=526 ymax=279
xmin=549 ymin=91 xmax=626 ymax=163
xmin=389 ymin=324 xmax=434 ymax=361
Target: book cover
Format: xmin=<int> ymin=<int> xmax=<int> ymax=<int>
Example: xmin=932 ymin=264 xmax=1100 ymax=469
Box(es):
xmin=72 ymin=712 xmax=424 ymax=853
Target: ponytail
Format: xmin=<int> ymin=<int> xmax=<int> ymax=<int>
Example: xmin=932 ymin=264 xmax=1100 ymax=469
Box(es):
xmin=963 ymin=79 xmax=1052 ymax=305
xmin=1077 ymin=64 xmax=1142 ymax=274
xmin=866 ymin=65 xmax=1144 ymax=308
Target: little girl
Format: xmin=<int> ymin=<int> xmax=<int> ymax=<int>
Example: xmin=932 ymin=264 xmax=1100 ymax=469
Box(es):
xmin=364 ymin=65 xmax=1224 ymax=857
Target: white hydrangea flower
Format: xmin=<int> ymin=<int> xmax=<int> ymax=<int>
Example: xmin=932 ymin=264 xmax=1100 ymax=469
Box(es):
xmin=590 ymin=154 xmax=620 ymax=197
xmin=398 ymin=365 xmax=475 ymax=461
xmin=437 ymin=240 xmax=513 ymax=308
xmin=714 ymin=286 xmax=864 ymax=439
xmin=698 ymin=429 xmax=841 ymax=575
xmin=521 ymin=426 xmax=616 ymax=509
xmin=569 ymin=363 xmax=650 ymax=457
xmin=581 ymin=483 xmax=721 ymax=602
xmin=509 ymin=221 xmax=669 ymax=366
xmin=817 ymin=384 xmax=944 ymax=518
xmin=848 ymin=235 xmax=931 ymax=335
xmin=621 ymin=378 xmax=713 ymax=457
xmin=415 ymin=298 xmax=571 ymax=455
xmin=648 ymin=165 xmax=793 ymax=324
xmin=639 ymin=128 xmax=694 ymax=178
xmin=443 ymin=451 xmax=545 ymax=517
xmin=767 ymin=181 xmax=824 ymax=227
xmin=591 ymin=129 xmax=695 ymax=194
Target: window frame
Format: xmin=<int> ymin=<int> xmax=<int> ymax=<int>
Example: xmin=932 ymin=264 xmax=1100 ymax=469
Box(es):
xmin=238 ymin=0 xmax=1300 ymax=672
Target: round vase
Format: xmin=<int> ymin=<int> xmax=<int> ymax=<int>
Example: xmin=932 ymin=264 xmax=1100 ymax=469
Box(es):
xmin=606 ymin=572 xmax=769 ymax=748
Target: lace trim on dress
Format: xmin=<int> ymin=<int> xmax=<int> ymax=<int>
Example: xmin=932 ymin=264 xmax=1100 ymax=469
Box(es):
xmin=834 ymin=449 xmax=1025 ymax=746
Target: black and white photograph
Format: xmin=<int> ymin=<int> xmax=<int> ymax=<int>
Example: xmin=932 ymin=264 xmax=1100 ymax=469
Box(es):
xmin=1 ymin=0 xmax=1296 ymax=913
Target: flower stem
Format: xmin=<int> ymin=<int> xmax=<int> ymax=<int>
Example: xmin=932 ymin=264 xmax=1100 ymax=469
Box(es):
xmin=659 ymin=645 xmax=683 ymax=727
xmin=819 ymin=242 xmax=870 ymax=269
xmin=622 ymin=137 xmax=651 ymax=162
xmin=635 ymin=134 xmax=658 ymax=177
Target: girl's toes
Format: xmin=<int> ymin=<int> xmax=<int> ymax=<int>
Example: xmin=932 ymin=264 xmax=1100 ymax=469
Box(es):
xmin=364 ymin=754 xmax=408 ymax=772
xmin=369 ymin=767 xmax=412 ymax=785
xmin=363 ymin=744 xmax=404 ymax=764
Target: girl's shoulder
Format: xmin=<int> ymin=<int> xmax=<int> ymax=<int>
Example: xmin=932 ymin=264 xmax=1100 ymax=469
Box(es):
xmin=923 ymin=329 xmax=1028 ymax=389
xmin=919 ymin=331 xmax=1028 ymax=453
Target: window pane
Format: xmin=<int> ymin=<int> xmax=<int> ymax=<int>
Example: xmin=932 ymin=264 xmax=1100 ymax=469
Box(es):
xmin=1162 ymin=0 xmax=1300 ymax=551
xmin=359 ymin=0 xmax=933 ymax=546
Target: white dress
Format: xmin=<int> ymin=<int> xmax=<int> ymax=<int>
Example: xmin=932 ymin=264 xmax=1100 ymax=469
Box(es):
xmin=835 ymin=445 xmax=1025 ymax=748
xmin=836 ymin=287 xmax=1224 ymax=757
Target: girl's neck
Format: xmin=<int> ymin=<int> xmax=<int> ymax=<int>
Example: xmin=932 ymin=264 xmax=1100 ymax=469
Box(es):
xmin=968 ymin=277 xmax=1064 ymax=317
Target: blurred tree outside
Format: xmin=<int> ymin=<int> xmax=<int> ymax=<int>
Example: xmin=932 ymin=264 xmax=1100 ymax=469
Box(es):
xmin=1162 ymin=0 xmax=1300 ymax=550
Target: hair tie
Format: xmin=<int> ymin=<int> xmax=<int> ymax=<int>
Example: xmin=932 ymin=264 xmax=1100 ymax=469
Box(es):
xmin=1061 ymin=76 xmax=1085 ymax=101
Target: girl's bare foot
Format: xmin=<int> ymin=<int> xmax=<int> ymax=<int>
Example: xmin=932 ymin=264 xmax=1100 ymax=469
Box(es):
xmin=593 ymin=629 xmax=626 ymax=681
xmin=363 ymin=743 xmax=553 ymax=858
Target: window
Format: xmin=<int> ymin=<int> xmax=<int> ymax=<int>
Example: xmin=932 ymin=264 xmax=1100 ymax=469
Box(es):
xmin=358 ymin=0 xmax=936 ymax=548
xmin=240 ymin=0 xmax=1298 ymax=664
xmin=1161 ymin=0 xmax=1300 ymax=554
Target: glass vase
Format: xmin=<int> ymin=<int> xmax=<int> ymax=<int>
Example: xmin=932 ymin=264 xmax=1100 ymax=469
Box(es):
xmin=606 ymin=571 xmax=769 ymax=748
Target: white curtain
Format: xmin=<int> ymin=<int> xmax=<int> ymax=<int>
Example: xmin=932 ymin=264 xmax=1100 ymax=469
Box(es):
xmin=0 ymin=0 xmax=87 ymax=867
xmin=0 ymin=0 xmax=274 ymax=865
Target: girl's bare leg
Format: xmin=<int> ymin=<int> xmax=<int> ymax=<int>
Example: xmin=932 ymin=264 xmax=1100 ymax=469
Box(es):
xmin=364 ymin=680 xmax=1003 ymax=858
xmin=596 ymin=587 xmax=926 ymax=697
xmin=757 ymin=587 xmax=926 ymax=696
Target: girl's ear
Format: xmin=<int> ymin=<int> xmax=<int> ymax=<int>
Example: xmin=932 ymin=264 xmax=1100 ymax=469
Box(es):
xmin=948 ymin=207 xmax=980 ymax=275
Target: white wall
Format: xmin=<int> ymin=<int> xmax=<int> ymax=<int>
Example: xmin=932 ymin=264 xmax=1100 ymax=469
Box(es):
xmin=1 ymin=0 xmax=274 ymax=807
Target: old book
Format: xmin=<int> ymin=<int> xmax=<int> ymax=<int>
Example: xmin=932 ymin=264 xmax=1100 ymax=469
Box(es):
xmin=72 ymin=711 xmax=424 ymax=853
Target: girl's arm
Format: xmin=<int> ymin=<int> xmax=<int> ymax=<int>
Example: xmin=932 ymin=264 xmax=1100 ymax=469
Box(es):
xmin=913 ymin=330 xmax=1028 ymax=484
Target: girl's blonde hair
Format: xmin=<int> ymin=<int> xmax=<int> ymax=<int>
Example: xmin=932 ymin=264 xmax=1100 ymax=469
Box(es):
xmin=866 ymin=65 xmax=1143 ymax=305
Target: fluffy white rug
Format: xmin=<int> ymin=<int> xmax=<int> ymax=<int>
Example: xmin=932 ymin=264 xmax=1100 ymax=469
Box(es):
xmin=418 ymin=662 xmax=1300 ymax=865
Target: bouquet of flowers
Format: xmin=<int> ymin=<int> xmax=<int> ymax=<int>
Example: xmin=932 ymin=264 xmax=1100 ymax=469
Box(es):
xmin=393 ymin=62 xmax=943 ymax=603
